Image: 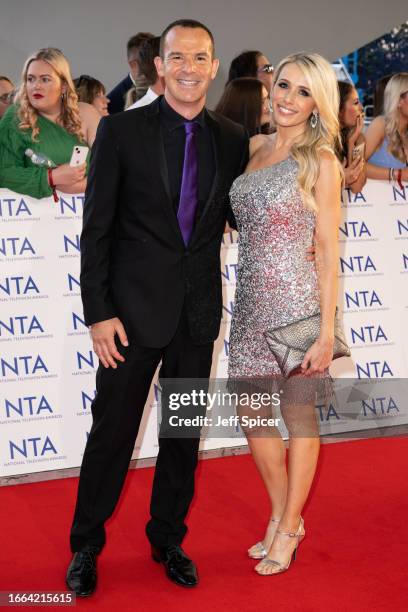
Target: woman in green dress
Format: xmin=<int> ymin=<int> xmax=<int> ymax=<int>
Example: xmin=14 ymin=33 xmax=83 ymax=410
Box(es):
xmin=0 ymin=47 xmax=100 ymax=199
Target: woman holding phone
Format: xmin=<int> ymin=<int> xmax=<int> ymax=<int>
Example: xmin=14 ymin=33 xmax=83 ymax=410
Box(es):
xmin=336 ymin=81 xmax=366 ymax=193
xmin=0 ymin=47 xmax=100 ymax=199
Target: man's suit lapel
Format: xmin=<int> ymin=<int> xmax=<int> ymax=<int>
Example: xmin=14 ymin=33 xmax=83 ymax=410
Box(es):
xmin=143 ymin=100 xmax=185 ymax=245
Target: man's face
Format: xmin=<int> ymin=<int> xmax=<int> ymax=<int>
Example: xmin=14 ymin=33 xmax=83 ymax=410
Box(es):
xmin=155 ymin=26 xmax=219 ymax=109
xmin=128 ymin=49 xmax=140 ymax=81
xmin=0 ymin=79 xmax=15 ymax=118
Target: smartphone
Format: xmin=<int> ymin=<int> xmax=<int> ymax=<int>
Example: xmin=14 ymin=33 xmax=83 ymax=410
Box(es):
xmin=70 ymin=145 xmax=89 ymax=167
xmin=352 ymin=142 xmax=365 ymax=160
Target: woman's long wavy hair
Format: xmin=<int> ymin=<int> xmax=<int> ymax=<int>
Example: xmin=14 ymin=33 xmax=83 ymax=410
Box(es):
xmin=336 ymin=80 xmax=355 ymax=162
xmin=15 ymin=47 xmax=83 ymax=142
xmin=383 ymin=73 xmax=408 ymax=164
xmin=272 ymin=53 xmax=342 ymax=212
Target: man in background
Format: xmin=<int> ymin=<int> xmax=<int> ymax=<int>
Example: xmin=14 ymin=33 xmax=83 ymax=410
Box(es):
xmin=127 ymin=36 xmax=164 ymax=110
xmin=107 ymin=32 xmax=154 ymax=113
xmin=0 ymin=76 xmax=15 ymax=119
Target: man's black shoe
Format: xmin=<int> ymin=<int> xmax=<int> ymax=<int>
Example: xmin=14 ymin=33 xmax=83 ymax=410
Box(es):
xmin=151 ymin=545 xmax=199 ymax=587
xmin=66 ymin=548 xmax=98 ymax=597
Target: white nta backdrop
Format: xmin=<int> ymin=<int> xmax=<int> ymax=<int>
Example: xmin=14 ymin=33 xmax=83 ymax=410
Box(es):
xmin=1 ymin=0 xmax=407 ymax=107
xmin=0 ymin=179 xmax=408 ymax=478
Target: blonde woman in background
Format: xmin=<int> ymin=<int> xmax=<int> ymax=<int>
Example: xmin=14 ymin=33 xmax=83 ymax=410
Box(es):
xmin=365 ymin=73 xmax=408 ymax=181
xmin=0 ymin=47 xmax=100 ymax=198
xmin=228 ymin=53 xmax=342 ymax=575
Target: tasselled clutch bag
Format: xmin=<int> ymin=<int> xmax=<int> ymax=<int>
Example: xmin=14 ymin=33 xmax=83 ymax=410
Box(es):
xmin=264 ymin=309 xmax=351 ymax=378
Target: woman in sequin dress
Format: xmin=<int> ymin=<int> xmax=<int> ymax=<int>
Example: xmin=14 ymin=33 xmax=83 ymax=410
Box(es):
xmin=228 ymin=53 xmax=342 ymax=575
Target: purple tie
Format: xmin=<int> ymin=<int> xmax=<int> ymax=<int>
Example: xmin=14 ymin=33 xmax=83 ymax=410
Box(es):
xmin=177 ymin=121 xmax=199 ymax=245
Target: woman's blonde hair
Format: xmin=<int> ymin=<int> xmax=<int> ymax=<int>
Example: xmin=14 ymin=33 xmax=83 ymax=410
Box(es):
xmin=272 ymin=52 xmax=342 ymax=212
xmin=383 ymin=72 xmax=408 ymax=164
xmin=15 ymin=47 xmax=83 ymax=142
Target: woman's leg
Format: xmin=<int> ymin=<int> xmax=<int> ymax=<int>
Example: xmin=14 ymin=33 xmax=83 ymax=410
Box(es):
xmin=246 ymin=434 xmax=288 ymax=554
xmin=255 ymin=380 xmax=321 ymax=574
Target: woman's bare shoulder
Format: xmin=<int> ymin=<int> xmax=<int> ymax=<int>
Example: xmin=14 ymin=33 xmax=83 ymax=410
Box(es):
xmin=249 ymin=133 xmax=271 ymax=158
xmin=78 ymin=101 xmax=100 ymax=122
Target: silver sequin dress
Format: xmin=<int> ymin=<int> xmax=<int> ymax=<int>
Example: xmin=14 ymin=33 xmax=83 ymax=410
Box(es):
xmin=228 ymin=157 xmax=320 ymax=378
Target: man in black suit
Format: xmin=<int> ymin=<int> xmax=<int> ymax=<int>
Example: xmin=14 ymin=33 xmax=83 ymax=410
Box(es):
xmin=107 ymin=32 xmax=154 ymax=113
xmin=66 ymin=19 xmax=248 ymax=596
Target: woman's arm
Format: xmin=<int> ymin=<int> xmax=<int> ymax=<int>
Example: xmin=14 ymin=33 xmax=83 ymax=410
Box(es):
xmin=364 ymin=116 xmax=385 ymax=160
xmin=78 ymin=102 xmax=101 ymax=147
xmin=301 ymin=152 xmax=341 ymax=374
xmin=0 ymin=119 xmax=53 ymax=199
xmin=344 ymin=134 xmax=367 ymax=193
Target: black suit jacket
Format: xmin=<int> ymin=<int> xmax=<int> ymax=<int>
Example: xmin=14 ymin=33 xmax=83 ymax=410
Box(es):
xmin=80 ymin=97 xmax=249 ymax=347
xmin=107 ymin=75 xmax=132 ymax=114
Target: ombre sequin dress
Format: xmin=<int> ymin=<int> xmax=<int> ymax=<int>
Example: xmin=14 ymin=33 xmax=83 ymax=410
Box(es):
xmin=228 ymin=157 xmax=320 ymax=379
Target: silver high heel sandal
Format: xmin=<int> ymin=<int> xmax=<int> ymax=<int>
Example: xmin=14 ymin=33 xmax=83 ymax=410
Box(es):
xmin=248 ymin=517 xmax=280 ymax=560
xmin=255 ymin=517 xmax=305 ymax=575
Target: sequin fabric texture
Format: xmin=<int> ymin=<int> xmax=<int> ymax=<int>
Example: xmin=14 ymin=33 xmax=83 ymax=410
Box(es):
xmin=228 ymin=157 xmax=320 ymax=378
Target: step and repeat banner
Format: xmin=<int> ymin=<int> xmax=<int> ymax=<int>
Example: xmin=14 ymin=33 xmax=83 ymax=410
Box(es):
xmin=0 ymin=180 xmax=407 ymax=478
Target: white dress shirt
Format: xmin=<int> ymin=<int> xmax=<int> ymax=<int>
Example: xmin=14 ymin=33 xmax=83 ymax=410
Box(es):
xmin=127 ymin=87 xmax=159 ymax=110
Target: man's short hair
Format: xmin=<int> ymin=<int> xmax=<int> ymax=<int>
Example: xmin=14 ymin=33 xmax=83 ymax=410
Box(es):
xmin=127 ymin=32 xmax=155 ymax=57
xmin=138 ymin=37 xmax=161 ymax=85
xmin=159 ymin=19 xmax=215 ymax=59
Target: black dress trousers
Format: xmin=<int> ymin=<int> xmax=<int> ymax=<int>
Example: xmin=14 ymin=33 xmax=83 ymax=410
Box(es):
xmin=70 ymin=306 xmax=213 ymax=553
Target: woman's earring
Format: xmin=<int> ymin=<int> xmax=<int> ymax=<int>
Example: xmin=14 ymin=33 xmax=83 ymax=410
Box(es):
xmin=310 ymin=112 xmax=318 ymax=129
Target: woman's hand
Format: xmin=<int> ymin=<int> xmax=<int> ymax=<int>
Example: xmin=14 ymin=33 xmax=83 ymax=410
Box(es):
xmin=51 ymin=163 xmax=86 ymax=188
xmin=344 ymin=156 xmax=365 ymax=185
xmin=301 ymin=335 xmax=334 ymax=376
xmin=57 ymin=178 xmax=87 ymax=194
xmin=347 ymin=113 xmax=364 ymax=149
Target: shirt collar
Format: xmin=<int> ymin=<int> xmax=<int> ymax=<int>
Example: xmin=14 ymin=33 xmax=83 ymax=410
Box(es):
xmin=159 ymin=95 xmax=205 ymax=131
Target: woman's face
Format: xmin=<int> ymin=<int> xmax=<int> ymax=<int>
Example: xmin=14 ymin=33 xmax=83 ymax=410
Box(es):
xmin=260 ymin=85 xmax=271 ymax=125
xmin=272 ymin=63 xmax=317 ymax=129
xmin=398 ymin=90 xmax=408 ymax=120
xmin=92 ymin=90 xmax=110 ymax=116
xmin=26 ymin=59 xmax=65 ymax=114
xmin=340 ymin=88 xmax=363 ymax=128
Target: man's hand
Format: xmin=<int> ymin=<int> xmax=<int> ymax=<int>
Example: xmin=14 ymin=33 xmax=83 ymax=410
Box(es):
xmin=89 ymin=317 xmax=129 ymax=369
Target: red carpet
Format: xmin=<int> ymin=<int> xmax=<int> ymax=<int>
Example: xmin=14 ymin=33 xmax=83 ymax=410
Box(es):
xmin=0 ymin=437 xmax=407 ymax=611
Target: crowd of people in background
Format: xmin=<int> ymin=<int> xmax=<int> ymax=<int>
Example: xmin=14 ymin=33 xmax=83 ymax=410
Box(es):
xmin=0 ymin=31 xmax=407 ymax=199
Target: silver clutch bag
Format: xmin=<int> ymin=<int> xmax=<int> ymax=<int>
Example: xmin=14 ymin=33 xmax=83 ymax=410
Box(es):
xmin=264 ymin=310 xmax=350 ymax=378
